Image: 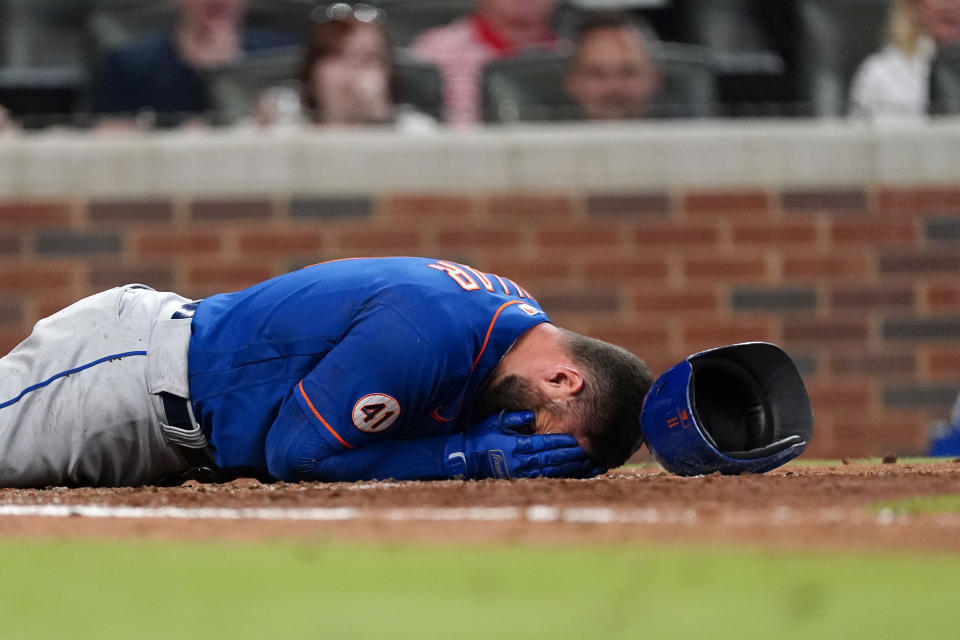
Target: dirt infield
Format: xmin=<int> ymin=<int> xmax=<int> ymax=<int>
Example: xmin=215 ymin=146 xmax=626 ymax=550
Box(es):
xmin=1 ymin=461 xmax=960 ymax=551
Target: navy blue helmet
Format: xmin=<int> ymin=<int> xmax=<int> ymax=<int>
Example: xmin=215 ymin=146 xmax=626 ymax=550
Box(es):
xmin=640 ymin=342 xmax=814 ymax=476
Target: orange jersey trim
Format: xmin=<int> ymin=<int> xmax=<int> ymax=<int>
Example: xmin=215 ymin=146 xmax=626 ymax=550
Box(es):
xmin=298 ymin=380 xmax=354 ymax=449
xmin=472 ymin=299 xmax=525 ymax=370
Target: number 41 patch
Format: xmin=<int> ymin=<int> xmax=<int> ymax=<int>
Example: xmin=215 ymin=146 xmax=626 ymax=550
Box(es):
xmin=351 ymin=394 xmax=401 ymax=434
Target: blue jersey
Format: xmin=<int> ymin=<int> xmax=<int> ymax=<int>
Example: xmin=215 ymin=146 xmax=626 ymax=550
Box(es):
xmin=186 ymin=257 xmax=549 ymax=478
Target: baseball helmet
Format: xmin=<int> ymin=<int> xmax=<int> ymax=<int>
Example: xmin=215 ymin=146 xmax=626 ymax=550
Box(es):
xmin=640 ymin=342 xmax=814 ymax=476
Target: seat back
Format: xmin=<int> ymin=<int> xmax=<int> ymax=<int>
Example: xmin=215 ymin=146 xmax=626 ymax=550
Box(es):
xmin=89 ymin=0 xmax=310 ymax=59
xmin=931 ymin=44 xmax=960 ymax=115
xmin=1 ymin=0 xmax=94 ymax=71
xmin=677 ymin=0 xmax=773 ymax=52
xmin=794 ymin=0 xmax=893 ymax=116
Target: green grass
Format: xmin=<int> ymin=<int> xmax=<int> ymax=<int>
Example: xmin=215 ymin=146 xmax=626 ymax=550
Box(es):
xmin=0 ymin=539 xmax=957 ymax=640
xmin=874 ymin=494 xmax=960 ymax=514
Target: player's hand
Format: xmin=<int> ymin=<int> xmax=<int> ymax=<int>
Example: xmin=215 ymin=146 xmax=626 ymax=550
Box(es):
xmin=445 ymin=410 xmax=606 ymax=480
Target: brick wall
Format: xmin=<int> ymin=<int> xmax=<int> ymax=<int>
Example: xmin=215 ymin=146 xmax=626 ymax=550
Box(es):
xmin=1 ymin=185 xmax=958 ymax=458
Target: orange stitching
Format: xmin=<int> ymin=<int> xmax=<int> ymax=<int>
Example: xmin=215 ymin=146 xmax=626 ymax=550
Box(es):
xmin=472 ymin=300 xmax=525 ymax=370
xmin=298 ymin=380 xmax=354 ymax=449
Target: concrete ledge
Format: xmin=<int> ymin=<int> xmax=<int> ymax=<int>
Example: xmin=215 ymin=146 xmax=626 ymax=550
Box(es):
xmin=1 ymin=118 xmax=960 ymax=198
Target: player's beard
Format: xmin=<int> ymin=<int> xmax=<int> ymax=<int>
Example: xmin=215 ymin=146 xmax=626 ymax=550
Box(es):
xmin=470 ymin=374 xmax=556 ymax=433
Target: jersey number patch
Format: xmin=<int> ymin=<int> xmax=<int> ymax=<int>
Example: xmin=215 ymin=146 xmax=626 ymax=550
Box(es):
xmin=352 ymin=394 xmax=401 ymax=434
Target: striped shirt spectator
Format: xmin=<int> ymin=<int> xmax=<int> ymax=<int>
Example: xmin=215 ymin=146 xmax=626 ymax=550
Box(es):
xmin=411 ymin=1 xmax=559 ymax=126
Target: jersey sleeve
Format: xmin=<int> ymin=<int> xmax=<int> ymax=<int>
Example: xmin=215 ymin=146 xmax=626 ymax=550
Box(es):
xmin=262 ymin=301 xmax=457 ymax=479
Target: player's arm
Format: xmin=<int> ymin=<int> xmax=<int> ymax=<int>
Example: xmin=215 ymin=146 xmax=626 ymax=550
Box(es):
xmin=265 ymin=404 xmax=601 ymax=482
xmin=262 ymin=303 xmax=599 ymax=482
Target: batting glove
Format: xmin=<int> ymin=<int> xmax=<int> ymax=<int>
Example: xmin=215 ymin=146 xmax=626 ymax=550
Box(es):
xmin=444 ymin=410 xmax=605 ymax=480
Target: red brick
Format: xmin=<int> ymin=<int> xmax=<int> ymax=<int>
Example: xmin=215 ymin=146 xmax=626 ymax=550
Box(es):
xmin=831 ymin=220 xmax=917 ymax=244
xmin=381 ymin=194 xmax=475 ymax=219
xmin=928 ymin=347 xmax=960 ymax=378
xmin=781 ymin=188 xmax=867 ymax=212
xmin=733 ymin=222 xmax=818 ymax=245
xmin=830 ymin=352 xmax=916 ymax=377
xmin=483 ymin=259 xmax=573 ymax=283
xmin=538 ymin=227 xmax=620 ymax=248
xmin=0 ymin=265 xmax=74 ymax=291
xmin=0 ymin=299 xmax=23 ymax=324
xmin=586 ymin=192 xmax=670 ymax=217
xmin=681 ymin=320 xmax=774 ymax=350
xmin=583 ymin=257 xmax=668 ymax=281
xmin=187 ymin=264 xmax=274 ymax=288
xmin=633 ymin=224 xmax=719 ymax=247
xmin=634 ymin=290 xmax=719 ymax=314
xmin=0 ymin=231 xmax=21 ymax=255
xmin=583 ymin=325 xmax=671 ymax=350
xmin=88 ymin=264 xmax=174 ymax=290
xmin=0 ymin=328 xmax=27 ymax=356
xmin=829 ymin=286 xmax=915 ymax=310
xmin=878 ymin=187 xmax=960 ymax=212
xmin=683 ymin=256 xmax=768 ymax=280
xmin=88 ymin=199 xmax=173 ymax=224
xmin=0 ymin=201 xmax=71 ymax=228
xmin=827 ymin=412 xmax=927 ymax=455
xmin=135 ymin=232 xmax=223 ymax=256
xmin=683 ymin=190 xmax=771 ymax=214
xmin=783 ymin=255 xmax=869 ymax=279
xmin=537 ymin=290 xmax=620 ymax=313
xmin=928 ymin=283 xmax=960 ymax=309
xmin=486 ymin=194 xmax=575 ymax=219
xmin=783 ymin=320 xmax=869 ymax=344
xmin=436 ymin=229 xmax=521 ymax=249
xmin=806 ymin=381 xmax=873 ymax=411
xmin=190 ymin=199 xmax=272 ymax=222
xmin=237 ymin=231 xmax=323 ymax=254
xmin=338 ymin=229 xmax=422 ymax=252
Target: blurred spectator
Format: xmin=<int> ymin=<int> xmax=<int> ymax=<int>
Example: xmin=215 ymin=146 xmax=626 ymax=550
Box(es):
xmin=254 ymin=4 xmax=434 ymax=131
xmin=411 ymin=0 xmax=560 ymax=126
xmin=563 ymin=12 xmax=661 ymax=121
xmin=849 ymin=0 xmax=960 ymax=119
xmin=94 ymin=0 xmax=294 ymax=129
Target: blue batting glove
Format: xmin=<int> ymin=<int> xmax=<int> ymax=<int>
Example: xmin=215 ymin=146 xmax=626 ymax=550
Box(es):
xmin=444 ymin=410 xmax=606 ymax=480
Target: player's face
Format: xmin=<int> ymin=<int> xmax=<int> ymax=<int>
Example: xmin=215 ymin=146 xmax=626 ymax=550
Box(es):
xmin=565 ymin=27 xmax=660 ymax=120
xmin=473 ymin=374 xmax=544 ymax=430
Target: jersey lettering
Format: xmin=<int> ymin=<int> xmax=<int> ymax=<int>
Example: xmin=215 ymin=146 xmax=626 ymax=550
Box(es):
xmin=427 ymin=261 xmax=479 ymax=291
xmin=427 ymin=261 xmax=535 ymax=303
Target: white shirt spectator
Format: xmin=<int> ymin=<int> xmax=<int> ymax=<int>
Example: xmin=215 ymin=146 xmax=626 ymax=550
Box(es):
xmin=849 ymin=36 xmax=937 ymax=119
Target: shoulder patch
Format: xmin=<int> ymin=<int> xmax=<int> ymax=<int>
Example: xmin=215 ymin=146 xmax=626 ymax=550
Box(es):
xmin=518 ymin=303 xmax=541 ymax=316
xmin=351 ymin=394 xmax=401 ymax=434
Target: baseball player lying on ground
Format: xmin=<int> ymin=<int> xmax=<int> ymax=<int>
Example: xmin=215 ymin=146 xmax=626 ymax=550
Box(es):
xmin=0 ymin=256 xmax=655 ymax=487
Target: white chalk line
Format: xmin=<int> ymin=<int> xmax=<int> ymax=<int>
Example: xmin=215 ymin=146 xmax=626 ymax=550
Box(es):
xmin=0 ymin=503 xmax=957 ymax=528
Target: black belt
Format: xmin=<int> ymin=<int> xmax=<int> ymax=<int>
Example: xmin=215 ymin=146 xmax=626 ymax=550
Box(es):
xmin=162 ymin=299 xmax=211 ymax=469
xmin=160 ymin=392 xmax=213 ymax=467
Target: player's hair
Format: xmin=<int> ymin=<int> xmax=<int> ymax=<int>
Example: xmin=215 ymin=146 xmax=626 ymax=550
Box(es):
xmin=560 ymin=330 xmax=654 ymax=468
